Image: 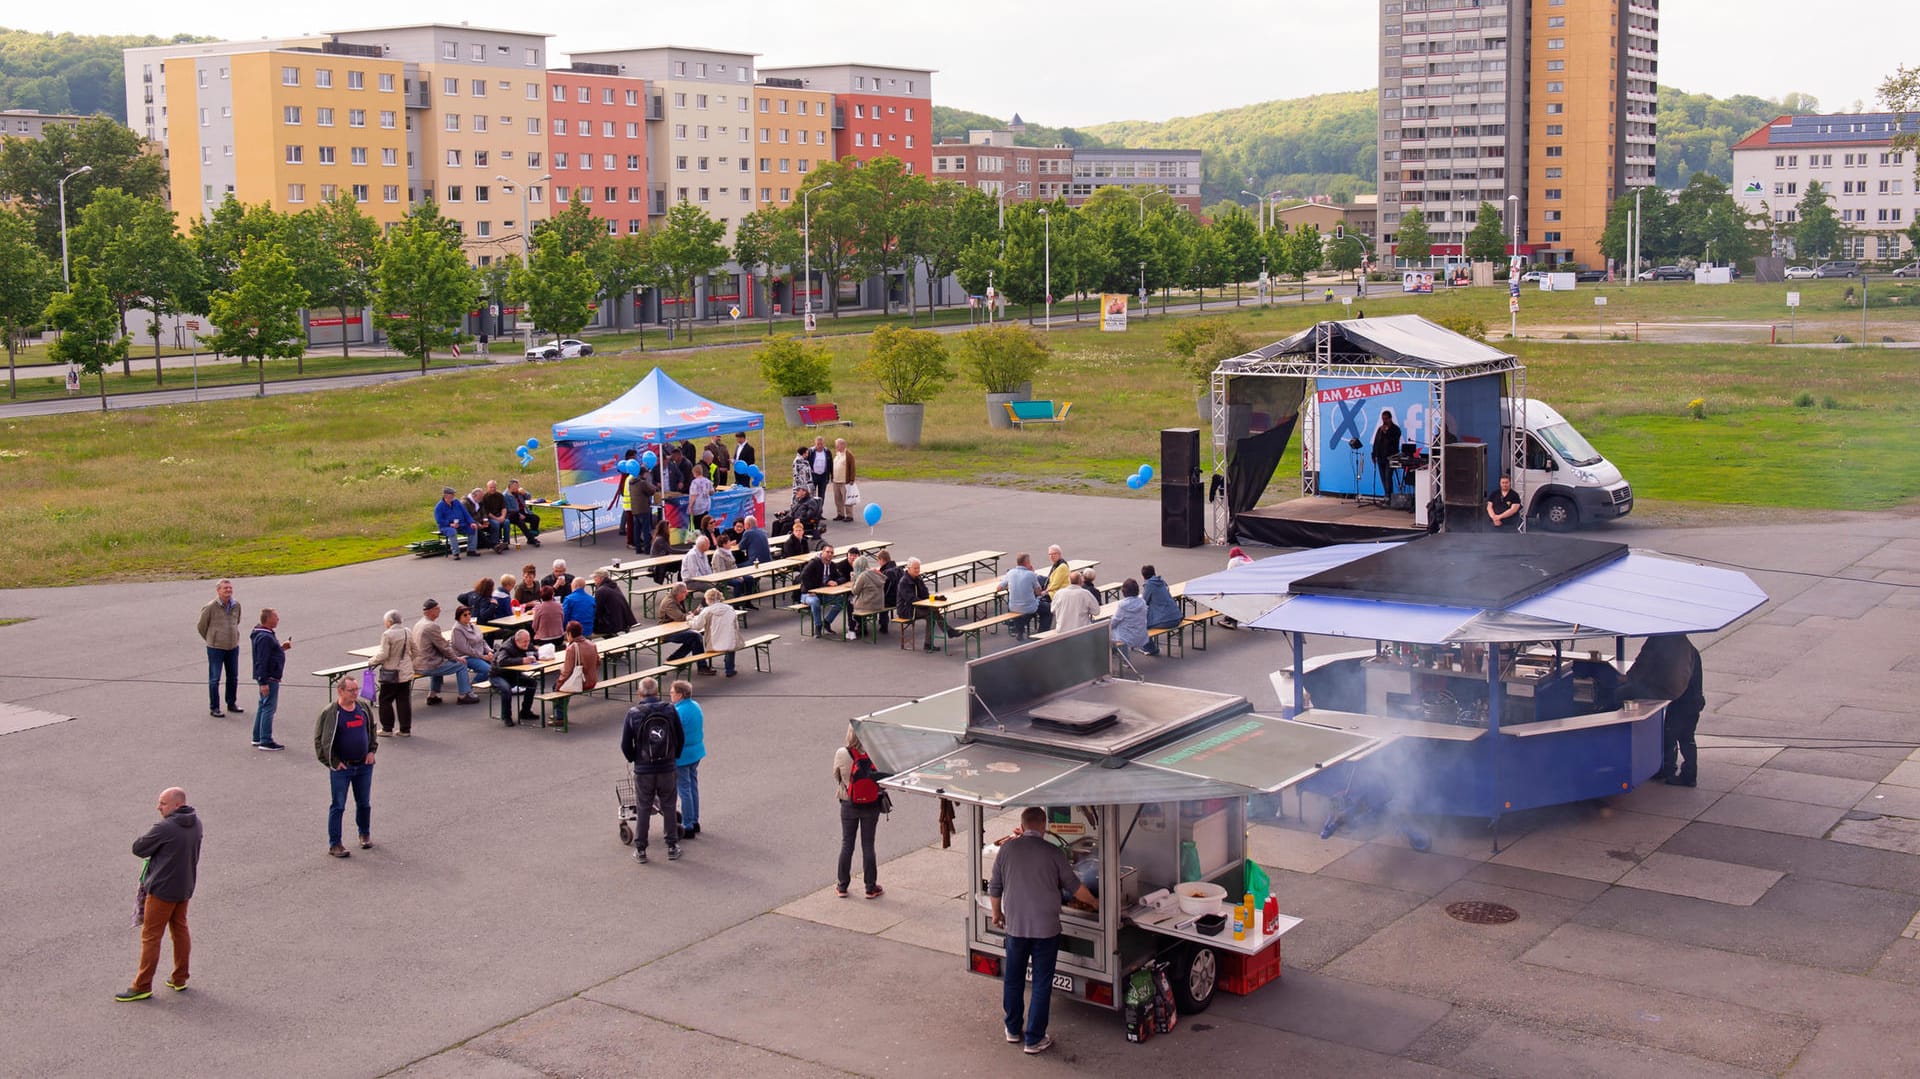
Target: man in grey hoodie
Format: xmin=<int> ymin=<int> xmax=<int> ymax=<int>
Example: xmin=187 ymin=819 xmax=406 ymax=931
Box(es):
xmin=118 ymin=787 xmax=202 ymax=1002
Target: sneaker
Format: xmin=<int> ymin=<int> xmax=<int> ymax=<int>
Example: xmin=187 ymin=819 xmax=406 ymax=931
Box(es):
xmin=1023 ymin=1035 xmax=1053 ymax=1055
xmin=865 ymin=885 xmax=885 ymax=899
xmin=397 ymin=730 xmax=412 ymax=738
xmin=845 ymin=630 xmax=857 ymax=640
xmin=668 ymin=845 xmax=683 ymax=861
xmin=328 ymin=845 xmax=351 ymax=858
xmin=834 ymin=885 xmax=849 ymax=898
xmin=633 ymin=849 xmax=649 ymax=864
xmin=425 ymin=696 xmax=444 ymax=706
xmin=455 ymin=694 xmax=480 ymax=705
xmin=209 ymin=709 xmax=225 ymax=718
xmin=114 ymin=988 xmax=151 ymax=1003
xmin=1005 ymin=1028 xmax=1021 ymax=1044
xmin=256 ymin=742 xmax=285 ymax=752
xmin=165 ymin=981 xmax=188 ymax=992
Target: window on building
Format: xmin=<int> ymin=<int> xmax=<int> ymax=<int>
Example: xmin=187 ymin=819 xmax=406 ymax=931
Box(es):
xmin=474 ymin=150 xmax=488 ymax=167
xmin=698 ymin=156 xmax=709 ymax=171
xmin=1545 ymin=103 xmax=1564 ymax=114
xmin=1546 ymin=82 xmax=1564 ymax=93
xmin=445 ymin=114 xmax=460 ymax=132
xmin=284 ymin=106 xmax=302 ymax=125
xmin=555 ymin=152 xmax=569 ymax=169
xmin=288 ymin=183 xmax=305 ymax=203
xmin=698 ymin=187 xmax=710 ymax=202
xmin=446 ymin=149 xmax=461 ymax=166
xmin=1547 ymin=38 xmax=1564 ymax=48
xmin=383 ymin=184 xmax=399 ymax=202
xmin=380 ymin=110 xmax=396 ymax=129
xmin=349 ymin=147 xmax=367 ymax=165
xmin=351 ymin=183 xmax=368 ymax=203
xmin=318 ymin=146 xmax=337 ymax=165
xmin=469 ymin=44 xmax=484 ymax=62
xmin=1544 ymin=188 xmax=1562 ymax=200
xmin=381 ymin=147 xmax=398 ymax=166
xmin=285 ymin=145 xmax=304 ymax=164
xmin=577 ymin=119 xmax=590 ymax=136
xmin=282 ymin=66 xmax=300 ymax=86
xmin=348 ymin=109 xmax=366 ymax=127
xmin=697 ymin=125 xmax=708 ymax=140
xmin=675 ymin=123 xmax=687 ymax=139
xmin=627 ymin=122 xmax=640 ymax=137
xmin=528 ymin=117 xmax=541 ymax=134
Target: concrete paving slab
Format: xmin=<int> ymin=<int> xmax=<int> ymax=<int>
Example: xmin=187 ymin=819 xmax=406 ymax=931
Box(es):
xmin=1766 ymin=748 xmax=1902 ymax=783
xmin=1694 ymin=761 xmax=1761 ymax=793
xmin=1786 ymin=1022 xmax=1920 ymax=1079
xmin=1856 ymin=783 xmax=1920 ymax=819
xmin=1616 ymin=851 xmax=1784 ymax=906
xmin=1208 ymin=968 xmax=1453 ymax=1057
xmin=1884 ymin=760 xmax=1920 ymax=788
xmin=1697 ymin=793 xmax=1846 ymax=838
xmin=776 ymin=879 xmax=953 ymax=936
xmin=1574 ymin=875 xmax=1920 ymax=973
xmin=1262 ymin=869 xmax=1430 ymax=972
xmin=1489 ymin=832 xmax=1644 ymax=883
xmin=1694 ymin=738 xmax=1787 ymax=768
xmin=1462 ymin=862 xmax=1614 ymax=903
xmin=0 ymin=702 xmax=72 ymax=736
xmin=1435 ymin=1017 xmax=1773 ymax=1079
xmin=1544 ymin=806 xmax=1689 ymax=849
xmin=1869 ymin=938 xmax=1920 ymax=986
xmin=396 ymin=1048 xmax=547 ymax=1079
xmin=1612 ymin=779 xmax=1726 ymax=820
xmin=1661 ymin=821 xmax=1920 ymax=896
xmin=1823 ymin=706 xmax=1919 ymax=740
xmin=1319 ymin=844 xmax=1480 ymax=897
xmin=867 ymin=843 xmax=968 ymax=899
xmin=1830 ymin=816 xmax=1920 ymax=856
xmin=1733 ymin=768 xmax=1878 ymax=808
xmin=1246 ymin=820 xmax=1366 ymax=874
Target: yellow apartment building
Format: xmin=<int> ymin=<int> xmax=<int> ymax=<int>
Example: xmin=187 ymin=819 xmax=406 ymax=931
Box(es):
xmin=751 ymin=80 xmax=834 ymax=212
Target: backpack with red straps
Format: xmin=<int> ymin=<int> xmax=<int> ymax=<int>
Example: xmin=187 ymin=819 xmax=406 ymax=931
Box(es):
xmin=846 ymin=747 xmax=881 ymax=805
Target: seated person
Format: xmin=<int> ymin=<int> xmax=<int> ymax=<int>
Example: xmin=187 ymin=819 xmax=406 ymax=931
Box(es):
xmin=433 ymin=487 xmax=479 ymax=558
xmin=459 ymin=574 xmax=504 ymax=625
xmin=1109 ymin=578 xmax=1151 ymax=655
xmin=799 ymin=545 xmax=849 ymax=639
xmin=894 ymin=556 xmax=935 ymax=652
xmin=686 ymin=588 xmax=741 ymax=677
xmin=463 ymin=488 xmax=501 ymax=552
xmin=648 ymin=521 xmax=674 ymax=584
xmin=478 ymin=481 xmax=512 ymax=552
xmin=656 ymin=583 xmax=715 ymax=674
xmin=851 ymin=559 xmax=889 ymax=639
xmin=560 ymin=576 xmax=597 ymax=637
xmin=451 ymin=604 xmax=493 ymax=684
xmin=778 ymin=520 xmax=813 ymax=560
xmin=1486 ymin=476 xmax=1523 ymax=530
xmin=503 ymin=478 xmax=542 ymax=546
xmin=1002 ymin=553 xmax=1046 ymax=641
xmin=489 ymin=630 xmax=538 ymax=726
xmin=790 ymin=486 xmax=823 ymax=540
xmin=1140 ymin=565 xmax=1182 ymax=638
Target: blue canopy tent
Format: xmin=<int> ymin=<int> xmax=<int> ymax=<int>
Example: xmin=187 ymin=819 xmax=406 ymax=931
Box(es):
xmin=550 ymin=368 xmax=766 ymax=538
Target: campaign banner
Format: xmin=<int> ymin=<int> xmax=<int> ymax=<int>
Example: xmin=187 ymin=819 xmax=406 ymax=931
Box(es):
xmin=1314 ymin=378 xmax=1435 ymax=497
xmin=1401 ymin=271 xmax=1434 ymax=294
xmin=1316 ymin=380 xmax=1403 ymax=405
xmin=1101 ymin=293 xmax=1129 ymax=332
xmin=662 ymin=485 xmax=764 ymax=541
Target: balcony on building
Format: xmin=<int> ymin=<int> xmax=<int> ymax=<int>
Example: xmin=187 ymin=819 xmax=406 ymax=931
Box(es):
xmin=647 ymin=96 xmax=665 ymax=121
xmin=832 ymin=106 xmax=845 ymax=130
xmin=405 ymin=84 xmax=430 ymax=109
xmin=649 ymin=183 xmax=667 ymax=216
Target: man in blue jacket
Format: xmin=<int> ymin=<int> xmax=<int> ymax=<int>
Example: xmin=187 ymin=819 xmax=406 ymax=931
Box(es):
xmin=560 ymin=577 xmax=597 ymax=637
xmin=1140 ymin=565 xmax=1182 ymax=655
xmin=250 ymin=608 xmax=291 ymax=751
xmin=434 ymin=487 xmax=479 ymax=559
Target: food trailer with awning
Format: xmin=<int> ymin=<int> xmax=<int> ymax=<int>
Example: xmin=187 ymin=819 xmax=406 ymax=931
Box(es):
xmin=852 ymin=623 xmax=1378 ymax=1016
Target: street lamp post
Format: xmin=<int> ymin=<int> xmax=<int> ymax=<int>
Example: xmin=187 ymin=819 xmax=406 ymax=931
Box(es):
xmin=1138 ymin=260 xmax=1147 ymax=318
xmin=1507 ymin=194 xmax=1520 ymax=340
xmin=1135 ymin=189 xmax=1153 ymax=224
xmin=1039 ymin=207 xmax=1051 ymax=332
xmin=803 ymin=180 xmax=833 ymax=334
xmin=497 ymin=173 xmax=551 ymax=349
xmin=1240 ymin=189 xmax=1263 ymax=235
xmin=58 ymin=164 xmax=92 ymax=287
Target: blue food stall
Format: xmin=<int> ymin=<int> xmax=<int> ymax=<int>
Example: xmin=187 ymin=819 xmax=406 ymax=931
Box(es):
xmin=1184 ymin=533 xmax=1768 ymax=847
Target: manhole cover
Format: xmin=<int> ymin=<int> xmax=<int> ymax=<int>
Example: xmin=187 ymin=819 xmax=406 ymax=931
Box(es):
xmin=1446 ymin=901 xmax=1519 ymax=925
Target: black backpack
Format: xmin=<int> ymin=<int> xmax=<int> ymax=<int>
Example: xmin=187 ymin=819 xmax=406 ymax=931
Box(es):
xmin=636 ymin=705 xmax=675 ymax=766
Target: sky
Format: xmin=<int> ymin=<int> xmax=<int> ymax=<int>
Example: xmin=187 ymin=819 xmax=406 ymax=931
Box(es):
xmin=14 ymin=0 xmax=1919 ymax=127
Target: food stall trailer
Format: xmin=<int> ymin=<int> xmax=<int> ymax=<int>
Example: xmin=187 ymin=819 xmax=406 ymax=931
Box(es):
xmin=852 ymin=624 xmax=1378 ymax=1016
xmin=1184 ymin=532 xmax=1768 ymax=846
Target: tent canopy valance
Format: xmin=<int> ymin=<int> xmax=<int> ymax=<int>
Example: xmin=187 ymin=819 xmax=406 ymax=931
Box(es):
xmin=551 ymin=367 xmax=764 ymax=445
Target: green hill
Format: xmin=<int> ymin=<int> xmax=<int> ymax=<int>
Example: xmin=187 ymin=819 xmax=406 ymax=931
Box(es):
xmin=929 ymin=106 xmax=1108 ymax=150
xmin=0 ymin=27 xmax=212 ymax=122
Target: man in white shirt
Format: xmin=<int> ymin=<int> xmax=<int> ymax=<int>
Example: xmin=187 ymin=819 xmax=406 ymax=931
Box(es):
xmin=680 ymin=534 xmax=713 ymax=584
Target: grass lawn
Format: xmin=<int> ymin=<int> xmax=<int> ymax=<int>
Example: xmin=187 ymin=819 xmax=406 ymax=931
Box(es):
xmin=3 ymin=286 xmax=1918 ymax=588
xmin=2 ymin=350 xmax=479 ymax=403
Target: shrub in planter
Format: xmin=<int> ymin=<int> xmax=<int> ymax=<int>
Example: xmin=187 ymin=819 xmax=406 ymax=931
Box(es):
xmin=756 ymin=335 xmax=834 ymax=398
xmin=1166 ymin=319 xmax=1253 ymax=391
xmin=862 ymin=324 xmax=954 ymax=406
xmin=957 ymin=324 xmax=1051 ymax=393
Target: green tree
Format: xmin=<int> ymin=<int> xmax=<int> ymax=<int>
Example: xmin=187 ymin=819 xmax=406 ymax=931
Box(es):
xmin=906 ymin=182 xmax=995 ymax=318
xmin=1794 ymin=181 xmax=1840 ymax=261
xmin=1278 ymin=223 xmax=1323 ymax=297
xmin=532 ymin=196 xmax=608 ymax=260
xmin=42 ymin=259 xmax=127 ymax=412
xmin=0 ymin=115 xmax=167 ymax=257
xmin=1600 ymin=190 xmax=1679 ymax=271
xmin=66 ymin=186 xmax=146 ymax=357
xmin=955 ymin=235 xmax=1002 ymax=302
xmin=1395 ymin=208 xmax=1432 ymax=266
xmin=205 ymin=241 xmax=308 ymax=397
xmin=1881 ymin=64 xmax=1920 ymax=183
xmin=477 ymin=253 xmax=518 ymax=343
xmin=849 ymin=156 xmax=926 ymax=315
xmin=1673 ymin=173 xmax=1756 ymax=264
xmin=733 ymin=205 xmax=799 ymax=332
xmin=997 ymin=203 xmax=1049 ymax=318
xmin=1143 ymin=210 xmax=1192 ymax=312
xmin=862 ymin=323 xmax=953 ymax=406
xmin=592 ymin=233 xmax=653 ymax=332
xmin=647 ymin=201 xmax=728 ymax=340
xmin=1187 ymin=223 xmax=1228 ymax=309
xmin=0 ymin=210 xmax=57 ymax=397
xmin=1465 ymin=201 xmax=1508 ymax=264
xmin=116 ymin=199 xmax=201 ymax=381
xmin=1212 ymin=208 xmax=1262 ymax=305
xmin=286 ymin=195 xmax=381 ymax=367
xmin=793 ymin=162 xmax=862 ymax=317
xmin=509 ymin=234 xmax=599 ymax=341
xmin=1326 ymin=230 xmax=1369 ymax=278
xmin=189 ymin=196 xmax=287 ymax=327
xmin=374 ymin=201 xmax=478 ymax=373
xmin=0 ymin=28 xmax=208 ymax=121
xmin=955 ymin=324 xmax=1050 ymax=394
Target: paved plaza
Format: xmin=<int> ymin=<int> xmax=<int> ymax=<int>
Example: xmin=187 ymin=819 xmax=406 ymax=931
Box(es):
xmin=2 ymin=483 xmax=1918 ymax=1077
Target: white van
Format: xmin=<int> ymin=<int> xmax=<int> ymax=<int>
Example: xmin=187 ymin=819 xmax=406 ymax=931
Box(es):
xmin=1501 ymin=398 xmax=1633 ymax=531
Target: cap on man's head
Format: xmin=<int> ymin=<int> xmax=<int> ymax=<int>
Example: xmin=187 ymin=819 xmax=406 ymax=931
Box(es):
xmin=442 ymin=486 xmax=456 ymax=495
xmin=422 ymin=598 xmax=440 ymax=611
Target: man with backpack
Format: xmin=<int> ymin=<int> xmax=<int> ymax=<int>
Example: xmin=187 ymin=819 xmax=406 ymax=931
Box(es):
xmin=620 ymin=678 xmax=685 ymax=864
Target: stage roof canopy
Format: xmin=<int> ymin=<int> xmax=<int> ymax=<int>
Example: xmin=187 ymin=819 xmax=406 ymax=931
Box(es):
xmin=1260 ymin=314 xmax=1515 ymax=368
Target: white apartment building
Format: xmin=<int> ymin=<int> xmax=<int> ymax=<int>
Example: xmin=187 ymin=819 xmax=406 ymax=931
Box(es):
xmin=1732 ymin=112 xmax=1920 ymax=262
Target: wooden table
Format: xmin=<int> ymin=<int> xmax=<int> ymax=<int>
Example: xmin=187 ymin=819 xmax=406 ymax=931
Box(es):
xmin=606 ymin=555 xmax=683 ymax=594
xmin=805 ymin=582 xmax=856 ymax=638
xmin=917 ymin=549 xmax=1004 ymax=587
xmin=689 ymin=554 xmax=807 ymax=593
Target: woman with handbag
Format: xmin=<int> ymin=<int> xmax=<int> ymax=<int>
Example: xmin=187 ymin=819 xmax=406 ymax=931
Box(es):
xmin=551 ymin=621 xmax=599 ymax=733
xmin=372 ymin=609 xmax=414 ymax=737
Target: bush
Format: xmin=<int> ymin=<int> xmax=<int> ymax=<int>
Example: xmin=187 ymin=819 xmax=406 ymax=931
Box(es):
xmin=1793 ymin=391 xmax=1815 ymax=408
xmin=955 ymin=324 xmax=1051 ymax=394
xmin=1166 ymin=320 xmax=1252 ymax=389
xmin=863 ymin=324 xmax=954 ymax=405
xmin=1436 ymin=315 xmax=1488 ymax=343
xmin=755 ymin=335 xmax=834 ymax=398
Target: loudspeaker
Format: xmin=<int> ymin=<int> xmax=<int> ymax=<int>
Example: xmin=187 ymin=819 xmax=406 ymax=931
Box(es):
xmin=1442 ymin=442 xmax=1486 ymax=504
xmin=1161 ymin=481 xmax=1204 ymax=548
xmin=1161 ymin=427 xmax=1201 ymax=484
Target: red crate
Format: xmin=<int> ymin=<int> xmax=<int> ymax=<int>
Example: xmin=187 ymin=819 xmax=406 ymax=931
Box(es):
xmin=1217 ymin=939 xmax=1282 ymax=996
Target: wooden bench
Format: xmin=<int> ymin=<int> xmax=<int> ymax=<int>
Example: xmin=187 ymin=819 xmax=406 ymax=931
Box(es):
xmin=631 ymin=581 xmax=676 ymax=618
xmin=948 ymin=610 xmax=1025 ymax=659
xmin=1181 ymin=610 xmax=1223 ymax=651
xmin=528 ymin=664 xmax=675 ymax=727
xmin=1004 ymin=399 xmax=1073 ymax=428
xmin=796 ymin=402 xmax=854 ymax=428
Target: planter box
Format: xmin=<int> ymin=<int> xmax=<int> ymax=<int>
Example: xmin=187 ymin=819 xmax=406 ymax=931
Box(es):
xmin=883 ymin=403 xmax=925 ymax=448
xmin=780 ymin=394 xmax=818 ymax=428
xmin=985 ymin=391 xmax=1021 ymax=429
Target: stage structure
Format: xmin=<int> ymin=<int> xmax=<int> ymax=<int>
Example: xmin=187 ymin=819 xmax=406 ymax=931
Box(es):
xmin=1206 ymin=316 xmax=1528 ymax=548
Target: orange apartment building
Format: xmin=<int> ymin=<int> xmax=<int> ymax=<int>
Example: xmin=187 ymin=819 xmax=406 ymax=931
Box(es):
xmin=545 ymin=66 xmax=652 ymax=238
xmin=756 ymin=63 xmax=932 ymax=175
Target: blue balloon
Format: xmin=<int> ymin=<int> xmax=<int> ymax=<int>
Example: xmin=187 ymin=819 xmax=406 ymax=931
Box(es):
xmin=641 ymin=450 xmax=659 ymax=469
xmin=1126 ymin=474 xmax=1145 ymax=490
xmin=862 ymin=502 xmax=882 ymax=527
xmin=743 ymin=464 xmax=763 ymax=483
xmin=1137 ymin=464 xmax=1154 ymax=482
xmin=525 ymin=437 xmax=540 ymax=451
xmin=622 ymin=460 xmax=640 ymax=476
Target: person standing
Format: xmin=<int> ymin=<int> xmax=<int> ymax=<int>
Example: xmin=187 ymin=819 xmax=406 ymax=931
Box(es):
xmin=671 ymin=680 xmax=706 ymax=837
xmin=314 ymin=678 xmax=377 ymax=858
xmin=609 ymin=448 xmax=643 ymax=551
xmin=808 ymin=436 xmax=831 ymax=500
xmin=552 ymin=621 xmax=600 ymax=733
xmin=1371 ymin=409 xmax=1403 ymax=505
xmin=834 ymin=725 xmax=885 ymax=899
xmin=621 ymin=679 xmax=685 ymax=864
xmin=249 ymin=608 xmax=291 ymax=751
xmin=830 ymin=437 xmax=858 ymax=522
xmin=688 ymin=463 xmax=715 ymax=534
xmin=990 ymin=806 xmax=1098 ymax=1055
xmin=372 ymin=610 xmax=415 ymax=737
xmin=116 ymin=787 xmax=202 ymax=1002
xmin=196 ymin=579 xmax=244 ymax=719
xmin=791 ymin=445 xmax=813 ymax=494
xmin=1620 ymin=634 xmax=1707 ymax=787
xmin=732 ymin=431 xmax=756 ymax=475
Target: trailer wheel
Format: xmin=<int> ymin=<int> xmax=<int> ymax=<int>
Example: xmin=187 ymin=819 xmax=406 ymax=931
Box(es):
xmin=1536 ymin=494 xmax=1577 ymax=532
xmin=1170 ymin=945 xmax=1218 ymax=1014
xmin=618 ymin=821 xmax=633 ymax=845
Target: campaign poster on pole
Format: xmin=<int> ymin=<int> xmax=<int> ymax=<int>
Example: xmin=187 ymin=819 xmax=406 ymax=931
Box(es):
xmin=1101 ymin=293 xmax=1129 ymax=332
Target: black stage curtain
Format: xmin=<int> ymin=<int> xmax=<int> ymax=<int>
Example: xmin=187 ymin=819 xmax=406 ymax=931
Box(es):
xmin=1228 ymin=415 xmax=1298 ymax=517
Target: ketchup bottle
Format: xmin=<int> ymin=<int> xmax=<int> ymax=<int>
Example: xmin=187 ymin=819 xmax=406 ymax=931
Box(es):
xmin=1262 ymin=894 xmax=1279 ymax=934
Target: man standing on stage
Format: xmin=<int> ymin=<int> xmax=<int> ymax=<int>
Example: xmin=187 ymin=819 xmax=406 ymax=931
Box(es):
xmin=1371 ymin=409 xmax=1403 ymax=504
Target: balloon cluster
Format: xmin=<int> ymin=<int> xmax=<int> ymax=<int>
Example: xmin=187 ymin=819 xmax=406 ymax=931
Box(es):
xmin=734 ymin=462 xmax=764 ymax=486
xmin=514 ymin=437 xmax=540 ymax=468
xmin=1124 ymin=463 xmax=1155 ymax=490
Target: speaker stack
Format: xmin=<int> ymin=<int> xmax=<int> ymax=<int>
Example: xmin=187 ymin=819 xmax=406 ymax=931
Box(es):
xmin=1160 ymin=427 xmax=1204 ymax=548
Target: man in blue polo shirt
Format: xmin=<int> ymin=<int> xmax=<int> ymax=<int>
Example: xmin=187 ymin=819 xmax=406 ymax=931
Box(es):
xmin=1002 ymin=553 xmax=1046 ymax=641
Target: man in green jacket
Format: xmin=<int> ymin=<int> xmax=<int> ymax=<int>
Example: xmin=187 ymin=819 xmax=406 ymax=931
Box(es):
xmin=196 ymin=579 xmax=244 ymax=719
xmin=314 ymin=678 xmax=378 ymax=858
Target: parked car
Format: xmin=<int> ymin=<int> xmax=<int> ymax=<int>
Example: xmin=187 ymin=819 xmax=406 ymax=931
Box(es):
xmin=1574 ymin=268 xmax=1607 ymax=283
xmin=1520 ymin=270 xmax=1549 ymax=284
xmin=1892 ymin=262 xmax=1919 ymax=278
xmin=525 ymin=338 xmax=594 ymax=361
xmin=1637 ymin=265 xmax=1690 ymax=281
xmin=1783 ymin=265 xmax=1817 ymax=280
xmin=1813 ymin=261 xmax=1861 ymax=278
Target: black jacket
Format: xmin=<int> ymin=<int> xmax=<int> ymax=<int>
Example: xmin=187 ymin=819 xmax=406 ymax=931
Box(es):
xmin=895 ymin=572 xmax=931 ymax=619
xmin=594 ymin=581 xmax=637 ymax=636
xmin=1372 ymin=419 xmax=1402 ymax=462
xmin=799 ymin=555 xmax=832 ymax=594
xmin=880 ymin=563 xmax=904 ymax=609
xmin=621 ymin=697 xmax=685 ymax=774
xmin=133 ymin=805 xmax=203 ymax=903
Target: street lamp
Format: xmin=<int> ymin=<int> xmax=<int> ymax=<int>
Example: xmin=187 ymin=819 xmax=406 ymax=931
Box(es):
xmin=1240 ymin=189 xmax=1263 ymax=235
xmin=1507 ymin=194 xmax=1520 ymax=340
xmin=59 ymin=164 xmax=92 ymax=287
xmin=1039 ymin=206 xmax=1051 ymax=332
xmin=497 ymin=173 xmax=551 ymax=349
xmin=803 ymin=180 xmax=833 ymax=333
xmin=1139 ymin=259 xmax=1147 ymax=318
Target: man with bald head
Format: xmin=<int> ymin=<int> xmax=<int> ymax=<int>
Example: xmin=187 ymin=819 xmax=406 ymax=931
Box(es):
xmin=118 ymin=787 xmax=202 ymax=1002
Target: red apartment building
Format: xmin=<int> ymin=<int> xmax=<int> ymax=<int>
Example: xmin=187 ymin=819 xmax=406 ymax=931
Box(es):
xmin=545 ymin=64 xmax=651 ymax=238
xmin=932 ymin=131 xmax=1072 ymax=203
xmin=756 ymin=62 xmax=931 ymax=173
